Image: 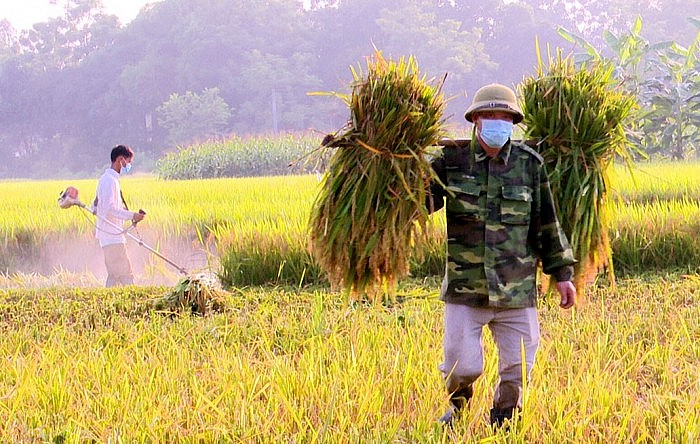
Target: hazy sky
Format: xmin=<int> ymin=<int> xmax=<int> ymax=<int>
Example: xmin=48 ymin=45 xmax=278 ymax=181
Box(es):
xmin=0 ymin=0 xmax=163 ymax=30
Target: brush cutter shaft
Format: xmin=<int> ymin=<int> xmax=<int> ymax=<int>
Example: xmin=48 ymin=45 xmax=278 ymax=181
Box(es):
xmin=81 ymin=205 xmax=188 ymax=275
xmin=59 ymin=188 xmax=188 ymax=275
xmin=128 ymin=232 xmax=188 ymax=275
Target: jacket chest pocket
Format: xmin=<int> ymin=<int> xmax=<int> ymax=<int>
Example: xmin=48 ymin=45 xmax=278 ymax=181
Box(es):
xmin=501 ymin=185 xmax=532 ymax=224
xmin=445 ymin=174 xmax=483 ymax=218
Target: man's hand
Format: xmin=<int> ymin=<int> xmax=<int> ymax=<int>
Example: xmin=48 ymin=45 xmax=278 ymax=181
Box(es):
xmin=556 ymin=281 xmax=576 ymax=309
xmin=132 ymin=210 xmax=146 ymax=224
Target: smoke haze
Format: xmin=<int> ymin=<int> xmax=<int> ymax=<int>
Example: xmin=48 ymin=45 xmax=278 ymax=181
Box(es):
xmin=0 ymin=232 xmax=215 ymax=289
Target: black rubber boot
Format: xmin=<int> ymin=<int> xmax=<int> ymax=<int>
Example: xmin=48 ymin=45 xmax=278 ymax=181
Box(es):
xmin=438 ymin=386 xmax=473 ymax=426
xmin=489 ymin=407 xmax=517 ymax=428
xmin=438 ymin=406 xmax=458 ymax=426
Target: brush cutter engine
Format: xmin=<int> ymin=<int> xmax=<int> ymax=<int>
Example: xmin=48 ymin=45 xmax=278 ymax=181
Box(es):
xmin=58 ymin=186 xmax=84 ymax=209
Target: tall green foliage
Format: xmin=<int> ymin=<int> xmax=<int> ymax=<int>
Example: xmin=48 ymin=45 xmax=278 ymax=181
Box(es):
xmin=154 ymin=133 xmax=321 ymax=179
xmin=559 ymin=16 xmax=700 ymax=159
xmin=640 ymin=33 xmax=700 ymax=159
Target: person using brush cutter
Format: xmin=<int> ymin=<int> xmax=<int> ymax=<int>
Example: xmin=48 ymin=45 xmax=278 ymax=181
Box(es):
xmin=427 ymin=83 xmax=577 ymax=428
xmin=93 ymin=145 xmax=145 ymax=287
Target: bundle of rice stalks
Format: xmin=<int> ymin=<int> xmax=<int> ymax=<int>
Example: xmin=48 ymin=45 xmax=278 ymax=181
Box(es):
xmin=154 ymin=274 xmax=228 ymax=315
xmin=309 ymin=50 xmax=446 ymax=301
xmin=519 ymin=47 xmax=637 ymax=292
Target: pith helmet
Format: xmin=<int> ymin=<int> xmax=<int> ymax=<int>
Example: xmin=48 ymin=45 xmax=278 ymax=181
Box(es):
xmin=464 ymin=83 xmax=524 ymax=124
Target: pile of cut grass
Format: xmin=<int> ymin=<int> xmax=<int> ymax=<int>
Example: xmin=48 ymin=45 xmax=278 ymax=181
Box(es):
xmin=154 ymin=275 xmax=228 ymax=315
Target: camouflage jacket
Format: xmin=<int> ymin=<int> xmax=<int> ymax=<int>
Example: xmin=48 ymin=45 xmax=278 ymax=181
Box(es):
xmin=428 ymin=140 xmax=576 ymax=308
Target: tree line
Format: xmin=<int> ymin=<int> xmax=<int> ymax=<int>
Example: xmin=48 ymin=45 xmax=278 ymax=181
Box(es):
xmin=0 ymin=0 xmax=697 ymax=178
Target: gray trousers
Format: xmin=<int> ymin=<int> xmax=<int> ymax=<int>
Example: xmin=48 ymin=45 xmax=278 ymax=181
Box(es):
xmin=102 ymin=243 xmax=135 ymax=287
xmin=440 ymin=304 xmax=540 ymax=409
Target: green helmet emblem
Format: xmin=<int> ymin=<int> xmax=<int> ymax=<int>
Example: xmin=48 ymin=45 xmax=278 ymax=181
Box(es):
xmin=464 ymin=83 xmax=524 ymax=124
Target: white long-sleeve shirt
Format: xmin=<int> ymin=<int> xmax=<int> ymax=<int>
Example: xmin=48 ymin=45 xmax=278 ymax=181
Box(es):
xmin=94 ymin=168 xmax=135 ymax=247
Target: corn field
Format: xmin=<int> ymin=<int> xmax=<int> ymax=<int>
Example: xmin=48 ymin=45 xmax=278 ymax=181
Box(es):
xmin=155 ymin=132 xmax=325 ymax=179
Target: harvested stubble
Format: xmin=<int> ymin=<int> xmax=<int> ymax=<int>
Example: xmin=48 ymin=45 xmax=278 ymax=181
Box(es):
xmin=519 ymin=48 xmax=637 ymax=291
xmin=154 ymin=274 xmax=228 ymax=315
xmin=309 ymin=51 xmax=446 ymax=301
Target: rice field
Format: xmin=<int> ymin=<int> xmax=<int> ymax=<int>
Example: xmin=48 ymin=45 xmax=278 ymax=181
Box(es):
xmin=2 ymin=161 xmax=699 ymax=284
xmin=0 ymin=175 xmax=319 ymax=284
xmin=609 ymin=162 xmax=700 ymax=203
xmin=1 ymin=276 xmax=699 ymax=442
xmin=0 ymin=161 xmax=699 ymax=441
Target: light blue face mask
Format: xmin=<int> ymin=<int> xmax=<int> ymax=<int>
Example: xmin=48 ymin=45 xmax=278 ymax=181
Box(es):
xmin=479 ymin=119 xmax=513 ymax=148
xmin=121 ymin=161 xmax=132 ymax=174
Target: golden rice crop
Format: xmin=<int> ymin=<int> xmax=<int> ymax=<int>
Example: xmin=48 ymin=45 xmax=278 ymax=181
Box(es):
xmin=609 ymin=161 xmax=700 ymax=203
xmin=519 ymin=47 xmax=637 ymax=292
xmin=309 ymin=51 xmax=446 ymax=301
xmin=1 ymin=275 xmax=700 ymax=441
xmin=4 ymin=161 xmax=700 ymax=287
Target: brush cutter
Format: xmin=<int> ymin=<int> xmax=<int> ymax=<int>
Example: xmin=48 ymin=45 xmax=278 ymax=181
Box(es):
xmin=58 ymin=186 xmax=188 ymax=275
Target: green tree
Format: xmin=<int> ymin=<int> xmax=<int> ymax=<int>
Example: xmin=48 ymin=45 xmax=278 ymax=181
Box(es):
xmin=233 ymin=50 xmax=326 ymax=133
xmin=560 ymin=16 xmax=700 ymax=159
xmin=640 ymin=35 xmax=700 ymax=159
xmin=18 ymin=0 xmax=119 ymax=71
xmin=376 ymin=0 xmax=491 ymax=79
xmin=374 ymin=0 xmax=495 ymax=121
xmin=0 ymin=20 xmax=19 ymax=60
xmin=157 ymin=87 xmax=232 ymax=147
xmin=523 ymin=0 xmax=699 ymax=48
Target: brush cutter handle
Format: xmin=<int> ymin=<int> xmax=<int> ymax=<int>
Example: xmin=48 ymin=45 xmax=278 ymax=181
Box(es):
xmin=132 ymin=209 xmax=146 ymax=225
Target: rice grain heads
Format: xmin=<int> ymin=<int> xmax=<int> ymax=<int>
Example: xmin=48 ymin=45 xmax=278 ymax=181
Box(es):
xmin=519 ymin=49 xmax=637 ymax=293
xmin=309 ymin=51 xmax=446 ymax=301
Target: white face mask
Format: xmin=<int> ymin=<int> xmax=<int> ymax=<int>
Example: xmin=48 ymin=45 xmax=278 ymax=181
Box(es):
xmin=121 ymin=159 xmax=132 ymax=174
xmin=479 ymin=119 xmax=513 ymax=148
